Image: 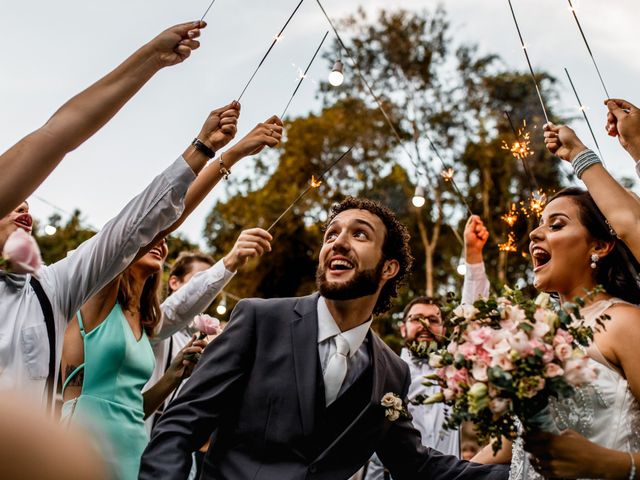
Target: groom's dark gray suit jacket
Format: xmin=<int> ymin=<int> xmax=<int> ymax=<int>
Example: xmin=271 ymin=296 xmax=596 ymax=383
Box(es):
xmin=139 ymin=293 xmax=508 ymax=480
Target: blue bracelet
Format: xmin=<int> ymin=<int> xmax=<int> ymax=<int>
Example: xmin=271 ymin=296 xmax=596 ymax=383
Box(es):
xmin=571 ymin=149 xmax=602 ymax=179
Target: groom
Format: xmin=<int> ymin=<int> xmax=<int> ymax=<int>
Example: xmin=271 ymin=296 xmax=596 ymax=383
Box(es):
xmin=139 ymin=197 xmax=508 ymax=479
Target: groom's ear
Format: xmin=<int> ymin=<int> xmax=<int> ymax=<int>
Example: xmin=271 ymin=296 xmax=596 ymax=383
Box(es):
xmin=381 ymin=259 xmax=400 ymax=281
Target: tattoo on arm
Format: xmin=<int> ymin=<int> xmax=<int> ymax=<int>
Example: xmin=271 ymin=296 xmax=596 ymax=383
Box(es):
xmin=64 ymin=365 xmax=84 ymax=388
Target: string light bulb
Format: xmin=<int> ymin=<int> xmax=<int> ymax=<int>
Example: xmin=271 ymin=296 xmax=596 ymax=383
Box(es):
xmin=328 ymin=59 xmax=344 ymax=86
xmin=457 ymin=260 xmax=467 ymax=276
xmin=412 ymin=185 xmax=426 ymax=208
xmin=44 ymin=225 xmax=57 ymax=236
xmin=216 ymin=294 xmax=227 ymax=316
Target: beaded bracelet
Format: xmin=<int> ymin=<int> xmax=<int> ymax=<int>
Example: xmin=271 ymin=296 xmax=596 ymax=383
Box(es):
xmin=571 ymin=149 xmax=602 ymax=179
xmin=219 ymin=153 xmax=231 ymax=180
xmin=629 ymin=452 xmax=637 ymax=480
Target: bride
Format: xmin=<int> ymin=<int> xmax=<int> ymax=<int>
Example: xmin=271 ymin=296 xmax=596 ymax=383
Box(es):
xmin=463 ymin=186 xmax=640 ymax=479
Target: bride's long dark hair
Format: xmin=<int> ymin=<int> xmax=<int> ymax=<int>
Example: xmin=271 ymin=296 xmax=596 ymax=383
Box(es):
xmin=550 ymin=187 xmax=640 ymax=304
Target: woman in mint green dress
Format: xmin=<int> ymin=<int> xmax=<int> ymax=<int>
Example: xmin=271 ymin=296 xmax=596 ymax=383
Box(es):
xmin=60 ymin=238 xmax=206 ymax=480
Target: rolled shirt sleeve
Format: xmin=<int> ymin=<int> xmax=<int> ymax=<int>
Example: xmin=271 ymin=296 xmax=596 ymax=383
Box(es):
xmin=461 ymin=261 xmax=490 ymax=305
xmin=43 ymin=156 xmax=196 ymax=322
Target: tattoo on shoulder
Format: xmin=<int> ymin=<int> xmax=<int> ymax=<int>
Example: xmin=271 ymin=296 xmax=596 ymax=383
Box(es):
xmin=64 ymin=365 xmax=84 ymax=387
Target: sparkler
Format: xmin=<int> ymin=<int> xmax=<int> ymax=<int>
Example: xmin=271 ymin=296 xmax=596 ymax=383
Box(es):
xmin=267 ymin=147 xmax=353 ymax=232
xmin=236 ymin=0 xmax=305 ymax=102
xmin=564 ymin=67 xmax=605 ymax=164
xmin=504 ymin=111 xmax=539 ymax=191
xmin=498 ymin=232 xmax=518 ymax=253
xmin=501 ymin=204 xmax=519 ymax=227
xmin=281 ymin=31 xmax=329 ymax=118
xmin=200 ymin=0 xmax=217 ymax=22
xmin=507 ymin=0 xmax=550 ymax=123
xmin=566 ymin=0 xmax=610 ymax=99
xmin=528 ymin=190 xmax=546 ymax=218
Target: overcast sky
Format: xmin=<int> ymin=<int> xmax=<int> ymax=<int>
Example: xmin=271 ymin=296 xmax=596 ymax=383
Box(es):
xmin=1 ymin=0 xmax=638 ymax=249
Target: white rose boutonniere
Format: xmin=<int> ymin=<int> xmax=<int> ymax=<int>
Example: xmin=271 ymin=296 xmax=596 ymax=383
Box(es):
xmin=381 ymin=392 xmax=408 ymax=422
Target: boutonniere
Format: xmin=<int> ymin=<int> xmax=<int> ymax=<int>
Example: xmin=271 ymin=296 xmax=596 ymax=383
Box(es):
xmin=381 ymin=392 xmax=409 ymax=422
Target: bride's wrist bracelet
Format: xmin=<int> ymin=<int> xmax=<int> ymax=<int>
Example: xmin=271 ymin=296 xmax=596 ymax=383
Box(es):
xmin=571 ymin=149 xmax=602 ymax=179
xmin=629 ymin=452 xmax=637 ymax=480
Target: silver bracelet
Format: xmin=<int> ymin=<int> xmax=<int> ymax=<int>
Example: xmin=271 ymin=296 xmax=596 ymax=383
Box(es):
xmin=629 ymin=452 xmax=637 ymax=480
xmin=571 ymin=149 xmax=602 ymax=179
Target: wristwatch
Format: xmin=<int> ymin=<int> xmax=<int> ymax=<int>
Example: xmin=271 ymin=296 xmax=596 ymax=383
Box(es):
xmin=192 ymin=138 xmax=216 ymax=159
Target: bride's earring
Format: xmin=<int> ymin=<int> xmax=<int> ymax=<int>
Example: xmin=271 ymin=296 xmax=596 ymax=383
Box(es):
xmin=590 ymin=253 xmax=600 ymax=269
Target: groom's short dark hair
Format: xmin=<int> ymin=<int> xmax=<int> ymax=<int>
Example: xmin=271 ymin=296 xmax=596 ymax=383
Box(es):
xmin=324 ymin=197 xmax=413 ymax=315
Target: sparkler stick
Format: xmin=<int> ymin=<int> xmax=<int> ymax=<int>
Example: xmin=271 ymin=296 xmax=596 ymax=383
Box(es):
xmin=236 ymin=0 xmax=305 ymax=102
xmin=504 ymin=110 xmax=539 ymax=191
xmin=316 ymin=0 xmax=473 ymax=216
xmin=507 ymin=0 xmax=550 ymax=124
xmin=200 ymin=0 xmax=217 ymax=22
xmin=281 ymin=31 xmax=329 ymax=118
xmin=564 ymin=67 xmax=605 ymax=164
xmin=566 ymin=0 xmax=610 ymax=99
xmin=267 ymin=146 xmax=353 ymax=232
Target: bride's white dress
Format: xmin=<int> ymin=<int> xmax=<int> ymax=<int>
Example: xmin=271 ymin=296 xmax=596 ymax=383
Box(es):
xmin=509 ymin=298 xmax=640 ymax=480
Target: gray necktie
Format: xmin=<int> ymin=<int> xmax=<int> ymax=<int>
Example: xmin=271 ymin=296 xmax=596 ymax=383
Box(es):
xmin=323 ymin=334 xmax=350 ymax=405
xmin=0 ymin=270 xmax=27 ymax=290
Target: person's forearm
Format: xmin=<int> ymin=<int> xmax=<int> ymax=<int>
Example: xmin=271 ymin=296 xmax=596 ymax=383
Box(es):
xmin=143 ymin=372 xmax=179 ymax=418
xmin=598 ymin=450 xmax=637 ymax=479
xmin=580 ymin=163 xmax=640 ymax=261
xmin=0 ymin=42 xmax=163 ymax=217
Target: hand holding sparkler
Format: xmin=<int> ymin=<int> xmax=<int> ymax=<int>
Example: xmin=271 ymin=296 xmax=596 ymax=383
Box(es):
xmin=543 ymin=123 xmax=588 ymax=162
xmin=224 ymin=116 xmax=284 ymax=162
xmin=223 ymin=228 xmax=273 ymax=272
xmin=605 ymin=99 xmax=640 ymax=161
xmin=193 ymin=102 xmax=241 ymax=155
xmin=150 ymin=21 xmax=207 ymax=68
xmin=464 ymin=215 xmax=489 ymax=264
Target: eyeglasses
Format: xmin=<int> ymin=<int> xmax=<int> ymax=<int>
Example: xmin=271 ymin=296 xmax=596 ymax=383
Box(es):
xmin=405 ymin=314 xmax=442 ymax=326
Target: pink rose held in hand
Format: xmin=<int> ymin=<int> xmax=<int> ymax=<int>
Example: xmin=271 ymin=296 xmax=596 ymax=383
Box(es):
xmin=2 ymin=229 xmax=42 ymax=275
xmin=193 ymin=314 xmax=221 ymax=336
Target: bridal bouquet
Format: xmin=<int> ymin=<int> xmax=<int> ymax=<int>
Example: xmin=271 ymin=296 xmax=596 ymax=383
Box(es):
xmin=415 ymin=288 xmax=608 ymax=453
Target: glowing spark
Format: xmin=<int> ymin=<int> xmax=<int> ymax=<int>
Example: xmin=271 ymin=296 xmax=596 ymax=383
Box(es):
xmin=502 ymin=120 xmax=533 ymax=160
xmin=529 ymin=190 xmax=547 ymax=217
xmin=501 ymin=204 xmax=519 ymax=227
xmin=441 ymin=168 xmax=454 ymax=181
xmin=578 ymin=105 xmax=588 ymax=112
xmin=309 ymin=175 xmax=323 ymax=188
xmin=499 ymin=232 xmax=518 ymax=253
xmin=274 ymin=34 xmax=285 ymax=43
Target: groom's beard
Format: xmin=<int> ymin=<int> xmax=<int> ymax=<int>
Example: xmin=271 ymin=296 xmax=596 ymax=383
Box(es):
xmin=316 ymin=259 xmax=383 ymax=301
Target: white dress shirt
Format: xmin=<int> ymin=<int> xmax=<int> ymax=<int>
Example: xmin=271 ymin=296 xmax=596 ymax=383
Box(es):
xmin=144 ymin=259 xmax=235 ymax=433
xmin=317 ymin=296 xmax=372 ymax=397
xmin=0 ymin=156 xmax=195 ymax=408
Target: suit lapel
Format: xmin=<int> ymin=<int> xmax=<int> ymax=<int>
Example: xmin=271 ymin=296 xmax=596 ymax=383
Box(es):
xmin=291 ymin=292 xmax=320 ymax=437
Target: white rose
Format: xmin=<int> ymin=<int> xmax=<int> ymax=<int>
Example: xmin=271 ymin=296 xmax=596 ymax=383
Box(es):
xmin=535 ymin=292 xmax=551 ymax=309
xmin=385 ymin=408 xmax=400 ymax=422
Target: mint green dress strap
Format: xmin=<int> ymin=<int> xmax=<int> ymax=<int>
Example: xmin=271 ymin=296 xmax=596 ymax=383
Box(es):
xmin=62 ymin=310 xmax=86 ymax=394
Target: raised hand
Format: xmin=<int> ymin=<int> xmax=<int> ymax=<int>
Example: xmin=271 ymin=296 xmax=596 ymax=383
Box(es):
xmin=230 ymin=115 xmax=284 ymax=157
xmin=543 ymin=122 xmax=587 ymax=161
xmin=605 ymin=98 xmax=640 ymax=161
xmin=167 ymin=336 xmax=208 ymax=381
xmin=464 ymin=215 xmax=488 ymax=264
xmin=196 ymin=102 xmax=241 ymax=152
xmin=223 ymin=228 xmax=273 ymax=272
xmin=148 ymin=21 xmax=207 ymax=68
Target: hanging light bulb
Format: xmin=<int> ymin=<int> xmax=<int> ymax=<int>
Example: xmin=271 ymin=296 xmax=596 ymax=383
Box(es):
xmin=44 ymin=225 xmax=57 ymax=236
xmin=412 ymin=185 xmax=426 ymax=208
xmin=456 ymin=260 xmax=467 ymax=276
xmin=328 ymin=59 xmax=344 ymax=86
xmin=216 ymin=294 xmax=227 ymax=316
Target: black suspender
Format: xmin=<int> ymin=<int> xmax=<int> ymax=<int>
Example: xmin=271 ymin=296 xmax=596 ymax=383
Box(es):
xmin=29 ymin=277 xmax=56 ymax=409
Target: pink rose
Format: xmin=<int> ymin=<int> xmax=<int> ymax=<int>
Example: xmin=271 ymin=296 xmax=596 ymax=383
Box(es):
xmin=468 ymin=326 xmax=494 ymax=346
xmin=192 ymin=314 xmax=221 ymax=336
xmin=458 ymin=342 xmax=477 ymax=360
xmin=2 ymin=228 xmax=42 ymax=275
xmin=541 ymin=346 xmax=555 ymax=364
xmin=532 ymin=321 xmax=551 ymax=339
xmin=554 ymin=343 xmax=572 ymax=361
xmin=443 ymin=388 xmax=456 ymax=401
xmin=564 ymin=357 xmax=598 ymax=386
xmin=508 ymin=331 xmax=533 ymax=356
xmin=505 ymin=305 xmax=526 ymax=324
xmin=544 ymin=363 xmax=564 ymax=378
xmin=471 ymin=361 xmax=489 ymax=381
xmin=553 ymin=330 xmax=574 ymax=346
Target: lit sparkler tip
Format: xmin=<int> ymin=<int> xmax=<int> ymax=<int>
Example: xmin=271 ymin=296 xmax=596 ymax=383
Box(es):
xmin=309 ymin=175 xmax=323 ymax=188
xmin=274 ymin=34 xmax=284 ymax=42
xmin=501 ymin=204 xmax=519 ymax=227
xmin=499 ymin=232 xmax=518 ymax=253
xmin=441 ymin=168 xmax=454 ymax=181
